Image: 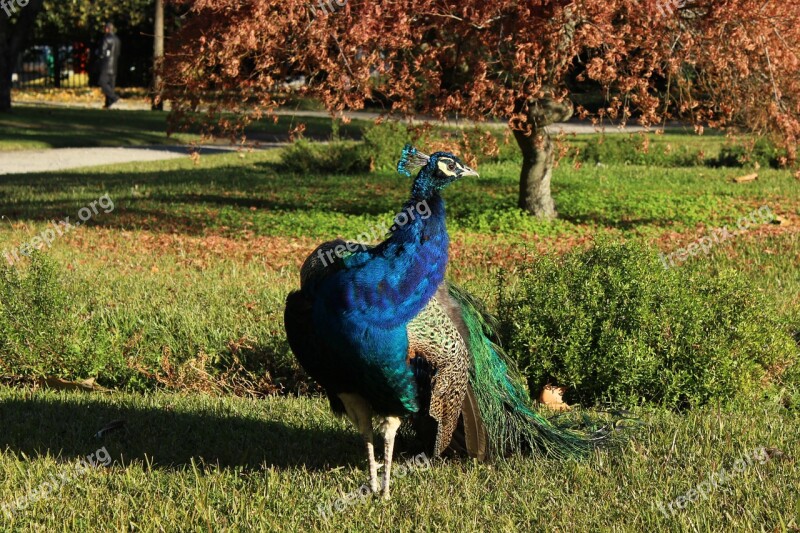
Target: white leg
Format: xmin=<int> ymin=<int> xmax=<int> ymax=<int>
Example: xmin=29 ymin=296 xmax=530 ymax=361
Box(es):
xmin=338 ymin=393 xmax=379 ymax=492
xmin=379 ymin=416 xmax=402 ymax=500
xmin=365 ymin=440 xmax=379 ymax=493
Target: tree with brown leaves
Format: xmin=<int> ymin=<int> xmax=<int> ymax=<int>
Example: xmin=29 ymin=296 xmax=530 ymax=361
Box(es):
xmin=163 ymin=0 xmax=799 ymax=217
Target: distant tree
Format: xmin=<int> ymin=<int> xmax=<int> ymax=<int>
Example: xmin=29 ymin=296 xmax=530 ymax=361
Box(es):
xmin=34 ymin=0 xmax=96 ymax=42
xmin=33 ymin=0 xmax=152 ymax=42
xmin=33 ymin=0 xmax=153 ymax=87
xmin=0 ymin=0 xmax=154 ymax=110
xmin=152 ymin=0 xmax=164 ymax=110
xmin=0 ymin=0 xmax=45 ymax=111
xmin=163 ymin=0 xmax=800 ymax=217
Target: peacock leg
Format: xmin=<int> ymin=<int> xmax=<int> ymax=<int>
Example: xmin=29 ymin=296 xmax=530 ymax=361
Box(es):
xmin=379 ymin=416 xmax=402 ymax=500
xmin=365 ymin=438 xmax=379 ymax=493
xmin=338 ymin=393 xmax=379 ymax=492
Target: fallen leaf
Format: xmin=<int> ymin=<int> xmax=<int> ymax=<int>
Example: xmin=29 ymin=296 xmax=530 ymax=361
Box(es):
xmin=539 ymin=384 xmax=570 ymax=411
xmin=764 ymin=447 xmax=789 ymax=461
xmin=732 ymin=173 xmax=758 ymax=183
xmin=35 ymin=376 xmax=110 ymax=392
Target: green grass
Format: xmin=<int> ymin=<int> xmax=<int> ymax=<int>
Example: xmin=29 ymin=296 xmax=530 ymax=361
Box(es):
xmin=1 ymin=107 xmax=799 ymax=530
xmin=0 ymin=106 xmax=371 ymax=151
xmin=2 ymin=148 xmax=797 ymax=239
xmin=0 ymin=388 xmax=797 ymax=530
xmin=0 ymin=145 xmax=798 ymax=391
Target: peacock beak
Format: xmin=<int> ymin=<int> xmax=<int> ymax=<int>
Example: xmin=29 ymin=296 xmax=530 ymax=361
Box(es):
xmin=460 ymin=167 xmax=479 ymax=178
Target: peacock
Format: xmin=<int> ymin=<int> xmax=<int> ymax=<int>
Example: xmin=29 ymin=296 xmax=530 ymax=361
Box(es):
xmin=284 ymin=144 xmax=606 ymax=499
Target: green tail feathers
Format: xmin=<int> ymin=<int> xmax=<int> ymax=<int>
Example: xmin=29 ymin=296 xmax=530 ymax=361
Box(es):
xmin=448 ymin=283 xmax=607 ymax=459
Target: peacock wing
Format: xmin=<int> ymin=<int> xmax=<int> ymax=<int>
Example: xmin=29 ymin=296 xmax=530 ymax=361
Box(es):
xmin=300 ymin=239 xmax=374 ymax=288
xmin=407 ymin=285 xmax=474 ymax=457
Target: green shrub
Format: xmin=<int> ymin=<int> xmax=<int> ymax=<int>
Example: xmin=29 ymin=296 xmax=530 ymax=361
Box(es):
xmin=0 ymin=253 xmax=112 ymax=379
xmin=279 ymin=121 xmax=520 ymax=175
xmin=279 ymin=139 xmax=369 ymax=174
xmin=363 ymin=121 xmax=415 ymax=171
xmin=364 ymin=121 xmax=521 ymax=171
xmin=581 ymin=136 xmax=641 ymax=165
xmin=497 ymin=241 xmax=798 ymax=409
xmin=714 ymin=137 xmax=788 ymax=169
xmin=580 ymin=136 xmax=706 ymax=167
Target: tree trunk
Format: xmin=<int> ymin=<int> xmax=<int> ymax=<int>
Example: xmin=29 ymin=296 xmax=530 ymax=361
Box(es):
xmin=151 ymin=0 xmax=164 ymax=111
xmin=0 ymin=14 xmax=12 ymax=111
xmin=514 ymin=127 xmax=557 ymax=218
xmin=0 ymin=0 xmax=46 ymax=112
xmin=512 ymin=96 xmax=573 ymax=218
xmin=0 ymin=61 xmax=10 ymax=112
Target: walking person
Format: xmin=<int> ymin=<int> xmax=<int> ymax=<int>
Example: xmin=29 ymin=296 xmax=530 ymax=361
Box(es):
xmin=97 ymin=22 xmax=121 ymax=109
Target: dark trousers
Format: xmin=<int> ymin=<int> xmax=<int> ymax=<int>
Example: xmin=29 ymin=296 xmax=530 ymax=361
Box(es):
xmin=99 ymin=70 xmax=118 ymax=107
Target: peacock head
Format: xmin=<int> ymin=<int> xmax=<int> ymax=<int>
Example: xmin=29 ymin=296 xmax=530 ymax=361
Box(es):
xmin=397 ymin=144 xmax=478 ymax=199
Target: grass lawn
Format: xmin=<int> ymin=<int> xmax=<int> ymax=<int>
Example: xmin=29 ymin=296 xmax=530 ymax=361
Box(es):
xmin=1 ymin=107 xmax=799 ymax=531
xmin=0 ymin=106 xmax=197 ymax=151
xmin=1 ymin=388 xmax=798 ymax=530
xmin=0 ymin=106 xmax=371 ymax=151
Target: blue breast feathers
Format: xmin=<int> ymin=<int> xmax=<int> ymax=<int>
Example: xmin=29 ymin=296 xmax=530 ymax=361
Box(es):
xmin=307 ymin=194 xmax=449 ymax=414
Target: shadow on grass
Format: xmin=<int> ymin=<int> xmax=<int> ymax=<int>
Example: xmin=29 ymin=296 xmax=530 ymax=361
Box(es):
xmin=0 ymin=163 xmax=404 ymax=236
xmin=0 ymin=106 xmax=365 ymax=150
xmin=0 ymin=107 xmax=179 ymax=150
xmin=0 ymin=394 xmax=364 ymax=472
xmin=1 ymin=156 xmax=698 ymax=235
xmin=558 ymin=213 xmax=668 ymax=230
xmin=0 ymin=393 xmax=425 ymax=473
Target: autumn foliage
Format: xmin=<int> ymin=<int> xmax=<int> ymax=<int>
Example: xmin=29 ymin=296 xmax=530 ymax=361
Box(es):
xmin=162 ymin=0 xmax=800 ymax=211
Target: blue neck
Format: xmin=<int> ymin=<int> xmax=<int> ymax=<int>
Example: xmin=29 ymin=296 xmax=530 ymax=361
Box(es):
xmin=411 ymin=177 xmax=437 ymax=201
xmin=373 ymin=192 xmax=449 ymax=324
xmin=319 ymin=192 xmax=449 ymax=330
xmin=309 ymin=191 xmax=450 ymax=415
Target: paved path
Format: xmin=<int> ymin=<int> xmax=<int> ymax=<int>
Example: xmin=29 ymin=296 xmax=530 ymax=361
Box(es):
xmin=0 ymin=144 xmax=283 ymax=175
xmin=3 ymin=100 xmax=690 ymax=175
xmin=271 ymin=109 xmax=668 ymax=135
xmin=15 ymin=99 xmax=684 ymax=133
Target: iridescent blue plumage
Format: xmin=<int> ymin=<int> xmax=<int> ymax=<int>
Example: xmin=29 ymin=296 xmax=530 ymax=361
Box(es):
xmin=299 ymin=150 xmax=462 ymax=415
xmin=284 ymin=145 xmax=609 ymax=499
xmin=396 ymin=143 xmax=431 ymax=177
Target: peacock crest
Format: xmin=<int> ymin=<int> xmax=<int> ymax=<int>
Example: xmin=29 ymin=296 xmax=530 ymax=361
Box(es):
xmin=396 ymin=143 xmax=431 ymax=177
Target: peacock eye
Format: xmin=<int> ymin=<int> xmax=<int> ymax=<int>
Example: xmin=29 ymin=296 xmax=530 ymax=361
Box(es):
xmin=447 ymin=162 xmax=456 ymax=171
